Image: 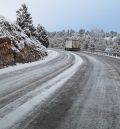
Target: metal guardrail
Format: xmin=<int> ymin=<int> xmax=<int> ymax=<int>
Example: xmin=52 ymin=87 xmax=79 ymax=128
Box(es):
xmin=81 ymin=50 xmax=120 ymax=57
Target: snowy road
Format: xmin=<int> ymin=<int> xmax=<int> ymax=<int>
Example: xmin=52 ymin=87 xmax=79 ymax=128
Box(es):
xmin=0 ymin=50 xmax=120 ymax=129
xmin=0 ymin=50 xmax=82 ymax=129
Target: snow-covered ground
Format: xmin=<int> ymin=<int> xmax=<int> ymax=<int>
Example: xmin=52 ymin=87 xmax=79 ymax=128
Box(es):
xmin=0 ymin=50 xmax=59 ymax=75
xmin=0 ymin=52 xmax=83 ymax=129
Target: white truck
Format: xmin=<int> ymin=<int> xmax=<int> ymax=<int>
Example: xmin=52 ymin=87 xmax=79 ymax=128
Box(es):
xmin=65 ymin=39 xmax=80 ymax=51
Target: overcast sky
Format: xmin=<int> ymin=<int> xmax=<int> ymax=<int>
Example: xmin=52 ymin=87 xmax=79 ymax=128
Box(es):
xmin=0 ymin=0 xmax=120 ymax=32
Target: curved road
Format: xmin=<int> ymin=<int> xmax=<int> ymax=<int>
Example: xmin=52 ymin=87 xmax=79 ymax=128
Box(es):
xmin=0 ymin=50 xmax=120 ymax=129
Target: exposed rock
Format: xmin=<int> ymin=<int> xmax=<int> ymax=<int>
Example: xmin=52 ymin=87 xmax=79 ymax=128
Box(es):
xmin=0 ymin=37 xmax=14 ymax=68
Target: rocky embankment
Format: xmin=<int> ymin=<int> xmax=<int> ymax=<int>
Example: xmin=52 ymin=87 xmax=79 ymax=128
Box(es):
xmin=0 ymin=17 xmax=47 ymax=69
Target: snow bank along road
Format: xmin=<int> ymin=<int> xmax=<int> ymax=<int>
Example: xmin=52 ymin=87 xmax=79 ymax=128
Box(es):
xmin=0 ymin=50 xmax=120 ymax=129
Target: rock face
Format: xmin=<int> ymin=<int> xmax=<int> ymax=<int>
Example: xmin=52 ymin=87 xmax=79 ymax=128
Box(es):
xmin=0 ymin=37 xmax=14 ymax=68
xmin=0 ymin=16 xmax=47 ymax=68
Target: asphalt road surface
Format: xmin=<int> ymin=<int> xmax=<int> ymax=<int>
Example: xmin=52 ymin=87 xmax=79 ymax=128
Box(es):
xmin=0 ymin=50 xmax=120 ymax=129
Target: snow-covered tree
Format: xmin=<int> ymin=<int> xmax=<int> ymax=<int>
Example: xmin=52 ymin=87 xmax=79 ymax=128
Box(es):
xmin=109 ymin=31 xmax=117 ymax=38
xmin=83 ymin=43 xmax=89 ymax=50
xmin=79 ymin=29 xmax=85 ymax=36
xmin=115 ymin=35 xmax=120 ymax=45
xmin=89 ymin=43 xmax=95 ymax=52
xmin=16 ymin=3 xmax=34 ymax=37
xmin=35 ymin=24 xmax=49 ymax=48
xmin=16 ymin=4 xmax=49 ymax=48
xmin=67 ymin=29 xmax=70 ymax=36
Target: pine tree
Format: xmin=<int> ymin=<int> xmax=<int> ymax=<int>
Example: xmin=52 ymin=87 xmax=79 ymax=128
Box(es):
xmin=89 ymin=43 xmax=95 ymax=52
xmin=16 ymin=4 xmax=49 ymax=48
xmin=84 ymin=43 xmax=89 ymax=50
xmin=16 ymin=3 xmax=34 ymax=37
xmin=35 ymin=24 xmax=49 ymax=48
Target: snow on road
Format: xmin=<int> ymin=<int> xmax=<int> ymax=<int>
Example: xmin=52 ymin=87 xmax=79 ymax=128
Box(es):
xmin=0 ymin=50 xmax=59 ymax=75
xmin=0 ymin=52 xmax=83 ymax=129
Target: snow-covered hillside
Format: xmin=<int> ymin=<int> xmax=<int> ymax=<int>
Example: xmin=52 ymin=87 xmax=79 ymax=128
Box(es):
xmin=0 ymin=16 xmax=47 ymax=68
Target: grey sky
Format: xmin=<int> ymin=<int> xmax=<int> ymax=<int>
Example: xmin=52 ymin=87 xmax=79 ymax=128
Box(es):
xmin=0 ymin=0 xmax=120 ymax=32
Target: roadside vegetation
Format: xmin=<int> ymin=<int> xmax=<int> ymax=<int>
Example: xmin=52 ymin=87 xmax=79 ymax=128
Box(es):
xmin=48 ymin=29 xmax=120 ymax=56
xmin=0 ymin=4 xmax=49 ymax=68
